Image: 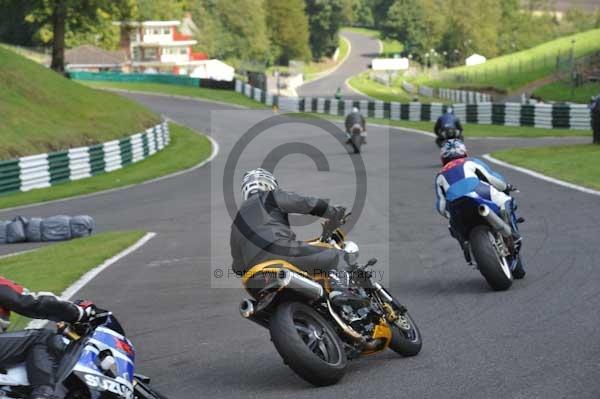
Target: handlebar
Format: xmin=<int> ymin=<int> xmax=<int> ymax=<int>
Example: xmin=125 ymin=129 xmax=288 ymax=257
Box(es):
xmin=320 ymin=210 xmax=351 ymax=242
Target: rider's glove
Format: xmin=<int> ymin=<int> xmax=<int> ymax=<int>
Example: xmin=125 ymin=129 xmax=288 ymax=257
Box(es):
xmin=504 ymin=183 xmax=516 ymax=194
xmin=74 ymin=299 xmax=97 ymax=323
xmin=326 ymin=206 xmax=346 ymax=222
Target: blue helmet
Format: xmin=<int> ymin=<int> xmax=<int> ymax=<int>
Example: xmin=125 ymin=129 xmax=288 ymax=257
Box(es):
xmin=440 ymin=139 xmax=468 ymax=165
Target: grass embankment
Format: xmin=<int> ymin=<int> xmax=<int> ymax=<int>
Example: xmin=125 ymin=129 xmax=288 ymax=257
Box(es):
xmin=492 ymin=145 xmax=600 ymax=190
xmin=342 ymin=27 xmax=404 ymax=56
xmin=0 ymin=46 xmax=159 ymax=159
xmin=294 ymin=112 xmax=589 ymax=138
xmin=413 ymin=28 xmax=600 ymax=92
xmin=533 ymin=81 xmax=600 ymax=104
xmin=348 ymin=72 xmax=414 ymax=102
xmin=0 ymin=123 xmax=212 ymax=209
xmin=4 ymin=230 xmax=146 ymax=330
xmin=80 ymin=81 xmax=267 ymax=109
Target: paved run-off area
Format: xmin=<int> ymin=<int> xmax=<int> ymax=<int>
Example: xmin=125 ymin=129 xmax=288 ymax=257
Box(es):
xmin=2 ymin=93 xmax=598 ymax=398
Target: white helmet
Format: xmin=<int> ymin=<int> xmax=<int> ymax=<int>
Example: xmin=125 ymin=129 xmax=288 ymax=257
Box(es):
xmin=241 ymin=168 xmax=278 ymax=200
xmin=446 ymin=106 xmax=454 ymax=114
xmin=352 ymin=107 xmax=359 ymax=113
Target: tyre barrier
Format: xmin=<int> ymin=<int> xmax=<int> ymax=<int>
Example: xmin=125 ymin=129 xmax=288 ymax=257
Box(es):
xmin=235 ymin=81 xmax=590 ymax=130
xmin=0 ymin=121 xmax=170 ymax=196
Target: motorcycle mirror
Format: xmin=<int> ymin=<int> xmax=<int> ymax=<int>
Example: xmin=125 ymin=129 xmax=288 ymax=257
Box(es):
xmin=366 ymin=258 xmax=377 ymax=267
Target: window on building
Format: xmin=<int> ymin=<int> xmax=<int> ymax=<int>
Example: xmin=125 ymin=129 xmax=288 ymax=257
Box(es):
xmin=164 ymin=28 xmax=171 ymax=34
xmin=144 ymin=48 xmax=157 ymax=60
xmin=153 ymin=29 xmax=160 ymax=35
xmin=145 ymin=28 xmax=153 ymax=35
xmin=180 ymin=48 xmax=187 ymax=55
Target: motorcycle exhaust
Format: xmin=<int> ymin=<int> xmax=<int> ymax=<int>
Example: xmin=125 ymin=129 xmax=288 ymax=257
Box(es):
xmin=478 ymin=205 xmax=512 ymax=238
xmin=276 ymin=269 xmax=324 ymax=301
xmin=239 ymin=299 xmax=256 ymax=318
xmin=326 ymin=300 xmax=365 ymax=342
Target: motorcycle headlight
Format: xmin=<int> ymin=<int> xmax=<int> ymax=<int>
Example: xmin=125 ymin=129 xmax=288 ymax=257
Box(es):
xmin=344 ymin=241 xmax=359 ymax=264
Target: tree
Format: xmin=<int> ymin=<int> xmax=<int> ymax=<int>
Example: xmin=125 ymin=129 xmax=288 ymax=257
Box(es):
xmin=381 ymin=0 xmax=428 ymax=58
xmin=305 ymin=0 xmax=344 ymax=60
xmin=265 ymin=0 xmax=311 ymax=65
xmin=192 ymin=0 xmax=269 ymax=67
xmin=27 ymin=0 xmax=134 ymax=73
xmin=352 ymin=0 xmax=374 ymax=27
xmin=133 ymin=0 xmax=190 ymax=21
xmin=370 ymin=0 xmax=394 ymax=28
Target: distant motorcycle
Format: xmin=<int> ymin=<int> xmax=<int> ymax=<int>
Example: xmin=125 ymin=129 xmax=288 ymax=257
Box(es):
xmin=347 ymin=124 xmax=365 ymax=154
xmin=238 ymin=212 xmax=422 ymax=386
xmin=0 ymin=309 xmax=166 ymax=399
xmin=448 ymin=184 xmax=525 ymax=290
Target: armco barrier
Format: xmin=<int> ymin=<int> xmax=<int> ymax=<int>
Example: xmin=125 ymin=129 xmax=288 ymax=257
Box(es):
xmin=438 ymin=87 xmax=492 ymax=104
xmin=235 ymin=81 xmax=590 ymax=130
xmin=0 ymin=121 xmax=169 ymax=195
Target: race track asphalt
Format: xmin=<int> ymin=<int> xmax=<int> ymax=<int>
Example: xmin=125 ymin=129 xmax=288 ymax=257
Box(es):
xmin=1 ymin=92 xmax=598 ymax=398
xmin=296 ymin=31 xmax=380 ymax=100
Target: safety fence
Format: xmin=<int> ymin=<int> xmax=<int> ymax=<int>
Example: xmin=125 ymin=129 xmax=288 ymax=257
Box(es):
xmin=69 ymin=71 xmax=235 ymax=90
xmin=235 ymin=80 xmax=591 ymax=130
xmin=438 ymin=88 xmax=492 ymax=103
xmin=0 ymin=121 xmax=170 ymax=195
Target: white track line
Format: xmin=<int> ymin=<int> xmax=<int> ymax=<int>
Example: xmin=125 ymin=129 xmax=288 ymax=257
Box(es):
xmin=1 ymin=123 xmax=220 ymax=213
xmin=26 ymin=232 xmax=157 ymax=329
xmin=483 ymin=154 xmax=600 ymax=197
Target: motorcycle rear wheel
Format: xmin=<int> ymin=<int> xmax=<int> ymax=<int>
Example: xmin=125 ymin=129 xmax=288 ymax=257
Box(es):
xmin=388 ymin=311 xmax=422 ymax=357
xmin=351 ymin=134 xmax=362 ymax=153
xmin=470 ymin=225 xmax=513 ymax=291
xmin=269 ymin=302 xmax=347 ymax=386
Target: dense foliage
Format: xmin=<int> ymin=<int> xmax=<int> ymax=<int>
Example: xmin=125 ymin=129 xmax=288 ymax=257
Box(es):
xmin=348 ymin=0 xmax=600 ymax=64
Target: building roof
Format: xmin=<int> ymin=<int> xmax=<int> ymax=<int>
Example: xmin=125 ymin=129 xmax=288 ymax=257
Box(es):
xmin=65 ymin=45 xmax=126 ymax=66
xmin=114 ymin=21 xmax=181 ymax=27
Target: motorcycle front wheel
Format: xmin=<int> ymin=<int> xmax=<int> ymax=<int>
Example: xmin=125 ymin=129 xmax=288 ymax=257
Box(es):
xmin=470 ymin=225 xmax=513 ymax=291
xmin=351 ymin=133 xmax=362 ymax=153
xmin=388 ymin=310 xmax=422 ymax=357
xmin=269 ymin=302 xmax=347 ymax=386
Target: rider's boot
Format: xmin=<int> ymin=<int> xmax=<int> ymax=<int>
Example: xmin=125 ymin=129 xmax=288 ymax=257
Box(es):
xmin=328 ymin=270 xmax=369 ymax=308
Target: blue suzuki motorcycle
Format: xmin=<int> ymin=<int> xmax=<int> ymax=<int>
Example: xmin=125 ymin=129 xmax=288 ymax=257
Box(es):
xmin=447 ymin=180 xmax=525 ymax=290
xmin=0 ymin=309 xmax=166 ymax=399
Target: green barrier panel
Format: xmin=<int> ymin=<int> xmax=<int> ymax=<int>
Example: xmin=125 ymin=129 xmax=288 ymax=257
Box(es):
xmin=552 ymin=105 xmax=570 ymax=129
xmin=88 ymin=145 xmax=105 ymax=176
xmin=492 ymin=104 xmax=505 ymax=125
xmin=421 ymin=103 xmax=431 ymax=121
xmin=69 ymin=71 xmax=200 ymax=87
xmin=520 ymin=105 xmax=535 ymax=127
xmin=48 ymin=151 xmax=70 ymax=184
xmin=466 ymin=104 xmax=478 ymax=123
xmin=400 ymin=104 xmax=409 ymax=120
xmin=119 ymin=138 xmax=133 ymax=166
xmin=383 ymin=102 xmax=391 ymax=119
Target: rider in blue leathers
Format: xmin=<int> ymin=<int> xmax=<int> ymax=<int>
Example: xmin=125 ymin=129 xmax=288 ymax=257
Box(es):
xmin=434 ymin=107 xmax=463 ymax=147
xmin=434 ymin=140 xmax=524 ymax=276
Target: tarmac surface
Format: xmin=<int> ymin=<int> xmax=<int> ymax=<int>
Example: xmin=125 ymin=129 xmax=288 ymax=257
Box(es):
xmin=2 ymin=91 xmax=598 ymax=398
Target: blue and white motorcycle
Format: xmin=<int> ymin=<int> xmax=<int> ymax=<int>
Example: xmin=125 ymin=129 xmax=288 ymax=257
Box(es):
xmin=447 ymin=182 xmax=525 ymax=290
xmin=0 ymin=309 xmax=165 ymax=399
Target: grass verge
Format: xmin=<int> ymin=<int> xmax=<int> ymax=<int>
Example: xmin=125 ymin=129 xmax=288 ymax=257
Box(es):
xmin=411 ymin=28 xmax=600 ymax=92
xmin=348 ymin=72 xmax=414 ymax=102
xmin=533 ymin=81 xmax=600 ymax=104
xmin=0 ymin=123 xmax=212 ymax=210
xmin=79 ymin=81 xmax=267 ymax=109
xmin=4 ymin=230 xmax=146 ymax=330
xmin=492 ymin=144 xmax=600 ymax=190
xmin=290 ymin=112 xmax=589 ymax=138
xmin=0 ymin=46 xmax=159 ymax=159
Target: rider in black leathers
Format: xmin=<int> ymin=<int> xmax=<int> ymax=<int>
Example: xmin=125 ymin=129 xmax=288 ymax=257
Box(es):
xmin=0 ymin=277 xmax=95 ymax=399
xmin=230 ymin=168 xmax=367 ymax=305
xmin=434 ymin=107 xmax=463 ymax=147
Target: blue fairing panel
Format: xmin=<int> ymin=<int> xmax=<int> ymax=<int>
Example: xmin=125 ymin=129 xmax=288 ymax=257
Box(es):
xmin=446 ymin=177 xmax=480 ymax=201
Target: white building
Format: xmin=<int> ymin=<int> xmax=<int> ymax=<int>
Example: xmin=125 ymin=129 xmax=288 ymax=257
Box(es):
xmin=371 ymin=57 xmax=409 ymax=71
xmin=189 ymin=60 xmax=235 ymax=81
xmin=115 ymin=20 xmax=208 ymax=74
xmin=465 ymin=53 xmax=487 ymax=67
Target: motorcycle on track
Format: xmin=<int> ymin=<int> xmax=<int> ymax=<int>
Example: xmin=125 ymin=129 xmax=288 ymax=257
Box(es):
xmin=448 ymin=184 xmax=525 ymax=290
xmin=239 ymin=213 xmax=422 ymax=386
xmin=0 ymin=309 xmax=165 ymax=399
xmin=347 ymin=124 xmax=365 ymax=154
